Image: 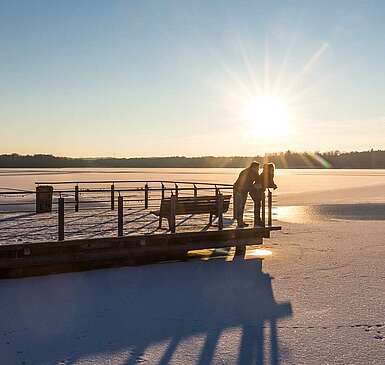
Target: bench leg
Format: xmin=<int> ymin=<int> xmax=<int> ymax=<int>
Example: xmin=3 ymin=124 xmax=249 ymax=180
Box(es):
xmin=159 ymin=216 xmax=162 ymax=229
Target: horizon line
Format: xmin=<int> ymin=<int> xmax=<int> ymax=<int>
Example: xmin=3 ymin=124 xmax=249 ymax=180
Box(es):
xmin=1 ymin=149 xmax=384 ymax=160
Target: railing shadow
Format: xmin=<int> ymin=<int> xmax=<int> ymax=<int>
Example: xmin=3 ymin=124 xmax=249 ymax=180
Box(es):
xmin=0 ymin=254 xmax=292 ymax=365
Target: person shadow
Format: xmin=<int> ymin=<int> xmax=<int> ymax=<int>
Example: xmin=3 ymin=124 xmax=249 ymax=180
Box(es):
xmin=0 ymin=253 xmax=292 ymax=365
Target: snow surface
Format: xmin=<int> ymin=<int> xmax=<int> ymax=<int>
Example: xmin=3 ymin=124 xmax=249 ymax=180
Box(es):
xmin=1 ymin=169 xmax=385 ymax=364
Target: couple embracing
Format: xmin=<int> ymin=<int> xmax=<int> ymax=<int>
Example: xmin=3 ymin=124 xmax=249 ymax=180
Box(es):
xmin=233 ymin=161 xmax=277 ymax=228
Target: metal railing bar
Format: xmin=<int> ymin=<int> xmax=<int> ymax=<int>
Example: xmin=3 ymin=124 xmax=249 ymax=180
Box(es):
xmin=36 ymin=180 xmax=233 ymax=187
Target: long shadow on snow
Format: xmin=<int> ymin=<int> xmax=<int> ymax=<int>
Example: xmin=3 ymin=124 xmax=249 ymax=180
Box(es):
xmin=0 ymin=256 xmax=292 ymax=365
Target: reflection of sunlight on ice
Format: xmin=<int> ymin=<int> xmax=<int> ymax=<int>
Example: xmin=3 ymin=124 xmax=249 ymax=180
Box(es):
xmin=277 ymin=206 xmax=303 ymax=221
xmin=188 ymin=246 xmax=272 ymax=261
xmin=278 ymin=203 xmax=385 ymax=222
xmin=276 ymin=205 xmax=318 ymax=223
xmin=245 ymin=248 xmax=272 ymax=259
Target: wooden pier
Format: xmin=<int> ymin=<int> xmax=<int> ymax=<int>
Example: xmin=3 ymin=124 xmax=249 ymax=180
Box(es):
xmin=0 ymin=180 xmax=280 ymax=278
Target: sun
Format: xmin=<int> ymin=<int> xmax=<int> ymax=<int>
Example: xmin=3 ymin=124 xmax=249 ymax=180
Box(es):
xmin=242 ymin=94 xmax=291 ymax=137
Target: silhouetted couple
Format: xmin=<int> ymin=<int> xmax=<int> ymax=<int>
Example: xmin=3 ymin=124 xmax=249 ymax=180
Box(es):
xmin=234 ymin=161 xmax=277 ymax=228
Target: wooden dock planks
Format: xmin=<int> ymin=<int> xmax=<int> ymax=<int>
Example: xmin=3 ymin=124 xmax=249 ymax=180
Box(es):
xmin=0 ymin=226 xmax=281 ymax=278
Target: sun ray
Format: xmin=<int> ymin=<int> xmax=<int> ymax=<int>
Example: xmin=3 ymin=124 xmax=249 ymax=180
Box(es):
xmin=236 ymin=34 xmax=262 ymax=96
xmin=264 ymin=36 xmax=271 ymax=92
xmin=282 ymin=42 xmax=330 ymax=98
xmin=299 ymin=153 xmax=316 ymax=168
xmin=272 ymin=14 xmax=303 ymax=94
xmin=272 ymin=35 xmax=296 ymax=94
xmin=213 ymin=31 xmax=333 ymax=151
xmin=278 ymin=153 xmax=289 ymax=169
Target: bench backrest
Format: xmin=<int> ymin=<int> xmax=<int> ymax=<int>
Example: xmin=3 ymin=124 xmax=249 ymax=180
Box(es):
xmin=160 ymin=195 xmax=231 ymax=216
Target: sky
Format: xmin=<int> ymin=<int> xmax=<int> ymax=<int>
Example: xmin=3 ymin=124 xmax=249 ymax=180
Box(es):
xmin=0 ymin=0 xmax=385 ymax=157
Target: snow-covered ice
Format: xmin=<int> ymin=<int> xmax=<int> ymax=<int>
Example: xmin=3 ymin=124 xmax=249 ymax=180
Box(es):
xmin=1 ymin=168 xmax=385 ymax=364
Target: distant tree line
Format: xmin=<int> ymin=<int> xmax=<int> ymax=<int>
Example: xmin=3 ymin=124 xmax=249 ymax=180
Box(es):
xmin=0 ymin=150 xmax=384 ymax=168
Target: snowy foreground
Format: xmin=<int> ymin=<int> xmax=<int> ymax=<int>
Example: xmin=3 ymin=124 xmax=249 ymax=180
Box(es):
xmin=1 ymin=216 xmax=385 ymax=364
xmin=1 ymin=169 xmax=385 ymax=364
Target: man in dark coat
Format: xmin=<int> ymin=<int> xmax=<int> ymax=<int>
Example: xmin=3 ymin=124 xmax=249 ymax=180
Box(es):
xmin=233 ymin=161 xmax=262 ymax=227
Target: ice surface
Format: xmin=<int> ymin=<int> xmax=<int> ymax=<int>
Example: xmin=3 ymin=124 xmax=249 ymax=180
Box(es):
xmin=1 ymin=169 xmax=385 ymax=364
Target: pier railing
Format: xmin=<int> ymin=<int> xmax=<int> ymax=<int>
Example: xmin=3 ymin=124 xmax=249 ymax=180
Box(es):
xmin=35 ymin=180 xmax=234 ymax=210
xmin=0 ymin=180 xmax=277 ymax=242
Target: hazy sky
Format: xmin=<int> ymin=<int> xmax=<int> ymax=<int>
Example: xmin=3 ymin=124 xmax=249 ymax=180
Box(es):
xmin=1 ymin=0 xmax=385 ymax=157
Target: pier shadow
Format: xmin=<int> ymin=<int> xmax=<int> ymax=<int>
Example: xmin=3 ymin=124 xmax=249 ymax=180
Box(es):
xmin=0 ymin=255 xmax=292 ymax=364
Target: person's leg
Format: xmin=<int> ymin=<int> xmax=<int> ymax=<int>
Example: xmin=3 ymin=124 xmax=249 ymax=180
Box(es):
xmin=235 ymin=191 xmax=248 ymax=227
xmin=234 ymin=191 xmax=242 ymax=222
xmin=249 ymin=189 xmax=262 ymax=225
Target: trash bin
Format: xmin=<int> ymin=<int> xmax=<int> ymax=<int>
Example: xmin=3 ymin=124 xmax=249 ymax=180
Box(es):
xmin=36 ymin=185 xmax=53 ymax=213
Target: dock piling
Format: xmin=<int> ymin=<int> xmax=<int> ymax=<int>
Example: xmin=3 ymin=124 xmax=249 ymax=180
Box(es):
xmin=118 ymin=194 xmax=123 ymax=237
xmin=232 ymin=186 xmax=236 ymax=220
xmin=174 ymin=184 xmax=179 ymax=199
xmin=170 ymin=194 xmax=176 ymax=233
xmin=58 ymin=196 xmax=65 ymax=241
xmin=74 ymin=185 xmax=79 ymax=212
xmin=254 ymin=199 xmax=259 ymax=227
xmin=268 ymin=189 xmax=272 ymax=226
xmin=145 ymin=183 xmax=149 ymax=209
xmin=161 ymin=183 xmax=165 ymax=200
xmin=194 ymin=184 xmax=198 ymax=198
xmin=111 ymin=184 xmax=115 ymax=210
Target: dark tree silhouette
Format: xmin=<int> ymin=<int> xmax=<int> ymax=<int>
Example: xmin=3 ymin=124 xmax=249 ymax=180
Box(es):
xmin=0 ymin=150 xmax=384 ymax=168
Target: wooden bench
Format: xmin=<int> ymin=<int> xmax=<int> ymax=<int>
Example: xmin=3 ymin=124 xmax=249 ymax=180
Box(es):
xmin=153 ymin=194 xmax=231 ymax=233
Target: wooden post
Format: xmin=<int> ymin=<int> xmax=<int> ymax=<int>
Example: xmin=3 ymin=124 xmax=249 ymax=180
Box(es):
xmin=118 ymin=195 xmax=123 ymax=237
xmin=74 ymin=185 xmax=79 ymax=212
xmin=170 ymin=194 xmax=176 ymax=233
xmin=161 ymin=183 xmax=165 ymax=200
xmin=217 ymin=193 xmax=224 ymax=230
xmin=261 ymin=190 xmax=266 ymax=227
xmin=175 ymin=184 xmax=179 ymax=199
xmin=268 ymin=189 xmax=272 ymax=226
xmin=58 ymin=196 xmax=65 ymax=241
xmin=144 ymin=183 xmax=149 ymax=209
xmin=193 ymin=184 xmax=198 ymax=198
xmin=215 ymin=185 xmax=219 ymax=196
xmin=111 ymin=184 xmax=115 ymax=210
xmin=232 ymin=185 xmax=236 ymax=220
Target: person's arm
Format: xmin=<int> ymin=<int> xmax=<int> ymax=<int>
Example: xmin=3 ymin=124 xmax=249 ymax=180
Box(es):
xmin=253 ymin=173 xmax=262 ymax=190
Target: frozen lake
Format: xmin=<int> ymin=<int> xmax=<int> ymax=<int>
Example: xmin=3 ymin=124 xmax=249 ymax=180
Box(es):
xmin=1 ymin=167 xmax=385 ymax=205
xmin=0 ymin=168 xmax=385 ymax=244
xmin=1 ymin=168 xmax=385 ymax=364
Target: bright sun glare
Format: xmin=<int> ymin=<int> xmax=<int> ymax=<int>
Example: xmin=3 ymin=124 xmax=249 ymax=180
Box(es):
xmin=242 ymin=94 xmax=290 ymax=137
